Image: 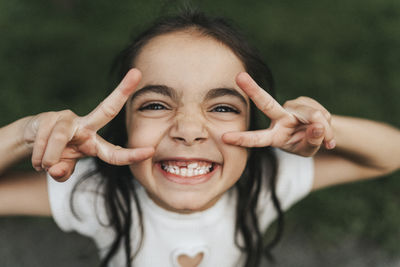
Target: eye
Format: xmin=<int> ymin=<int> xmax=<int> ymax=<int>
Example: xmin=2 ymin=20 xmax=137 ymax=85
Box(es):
xmin=138 ymin=102 xmax=169 ymax=111
xmin=210 ymin=105 xmax=240 ymax=114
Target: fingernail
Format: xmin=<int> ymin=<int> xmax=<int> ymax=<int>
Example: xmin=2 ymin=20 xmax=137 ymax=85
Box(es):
xmin=327 ymin=140 xmax=336 ymax=149
xmin=312 ymin=128 xmax=323 ymax=138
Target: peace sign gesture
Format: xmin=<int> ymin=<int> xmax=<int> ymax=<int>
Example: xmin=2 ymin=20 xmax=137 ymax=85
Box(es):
xmin=223 ymin=72 xmax=336 ymax=156
xmin=24 ymin=69 xmax=154 ymax=181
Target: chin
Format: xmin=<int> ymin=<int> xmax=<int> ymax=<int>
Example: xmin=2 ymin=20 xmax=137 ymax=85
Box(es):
xmin=160 ymin=190 xmax=219 ymax=213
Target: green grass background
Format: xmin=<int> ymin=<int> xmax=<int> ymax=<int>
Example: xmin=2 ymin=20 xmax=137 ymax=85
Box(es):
xmin=1 ymin=0 xmax=400 ymax=258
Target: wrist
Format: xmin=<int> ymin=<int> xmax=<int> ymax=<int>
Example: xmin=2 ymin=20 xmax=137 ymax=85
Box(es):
xmin=330 ymin=115 xmax=344 ymax=149
xmin=19 ymin=115 xmax=36 ymax=150
xmin=328 ymin=114 xmax=400 ymax=174
xmin=329 ymin=115 xmax=363 ymax=155
xmin=0 ymin=116 xmax=35 ymax=173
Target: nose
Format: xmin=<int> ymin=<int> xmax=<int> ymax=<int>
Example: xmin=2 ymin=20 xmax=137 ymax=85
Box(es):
xmin=169 ymin=111 xmax=208 ymax=145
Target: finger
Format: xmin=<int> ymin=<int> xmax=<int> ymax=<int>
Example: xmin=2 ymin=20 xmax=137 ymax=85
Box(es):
xmin=286 ymin=96 xmax=331 ymax=122
xmin=286 ymin=129 xmax=306 ymax=145
xmin=48 ymin=158 xmax=77 ymax=182
xmin=285 ymin=124 xmax=323 ymax=157
xmin=31 ymin=113 xmax=60 ymax=171
xmin=324 ymin=139 xmax=336 ymax=150
xmin=84 ymin=68 xmax=142 ymax=131
xmin=236 ymin=72 xmax=289 ymax=120
xmin=42 ymin=118 xmax=77 ymax=169
xmin=96 ymin=135 xmax=154 ymax=165
xmin=222 ymin=129 xmax=275 ymax=147
xmin=295 ymin=124 xmax=324 ymax=156
xmin=305 ymin=123 xmax=325 ymax=147
xmin=285 ymin=104 xmax=335 ymax=147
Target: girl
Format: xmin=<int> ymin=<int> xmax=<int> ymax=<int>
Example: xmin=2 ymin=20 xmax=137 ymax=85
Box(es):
xmin=0 ymin=9 xmax=399 ymax=267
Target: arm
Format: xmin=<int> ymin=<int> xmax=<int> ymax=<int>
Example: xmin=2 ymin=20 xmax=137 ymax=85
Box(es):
xmin=223 ymin=72 xmax=399 ymax=190
xmin=0 ymin=171 xmax=50 ymax=216
xmin=0 ymin=117 xmax=51 ymax=216
xmin=313 ymin=115 xmax=400 ymax=190
xmin=0 ymin=117 xmax=32 ymax=175
xmin=0 ymin=69 xmax=154 ymax=216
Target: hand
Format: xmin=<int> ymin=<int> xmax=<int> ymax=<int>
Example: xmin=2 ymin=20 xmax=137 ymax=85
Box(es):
xmin=222 ymin=72 xmax=336 ymax=157
xmin=23 ymin=68 xmax=154 ymax=181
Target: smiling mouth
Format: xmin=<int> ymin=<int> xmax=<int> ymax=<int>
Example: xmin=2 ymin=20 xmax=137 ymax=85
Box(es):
xmin=160 ymin=160 xmax=215 ymax=178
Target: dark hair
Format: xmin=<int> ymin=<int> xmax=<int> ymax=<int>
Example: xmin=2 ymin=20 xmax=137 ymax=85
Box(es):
xmin=73 ymin=8 xmax=284 ymax=267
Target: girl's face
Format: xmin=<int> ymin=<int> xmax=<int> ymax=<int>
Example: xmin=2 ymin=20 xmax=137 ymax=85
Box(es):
xmin=126 ymin=31 xmax=249 ymax=213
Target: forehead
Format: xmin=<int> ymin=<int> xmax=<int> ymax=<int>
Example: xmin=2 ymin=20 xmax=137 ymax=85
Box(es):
xmin=133 ymin=31 xmax=246 ymax=92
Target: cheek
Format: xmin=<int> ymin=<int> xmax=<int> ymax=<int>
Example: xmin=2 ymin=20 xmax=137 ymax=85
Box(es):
xmin=126 ymin=118 xmax=168 ymax=148
xmin=222 ymin=142 xmax=248 ymax=177
xmin=129 ymin=161 xmax=148 ymax=182
xmin=210 ymin=122 xmax=249 ymax=179
xmin=210 ymin=114 xmax=248 ymax=133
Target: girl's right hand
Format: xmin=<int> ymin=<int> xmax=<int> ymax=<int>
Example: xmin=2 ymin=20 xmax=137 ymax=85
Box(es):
xmin=23 ymin=69 xmax=154 ymax=182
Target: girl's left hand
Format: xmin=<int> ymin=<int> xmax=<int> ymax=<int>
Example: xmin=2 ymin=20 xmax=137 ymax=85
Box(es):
xmin=222 ymin=72 xmax=336 ymax=157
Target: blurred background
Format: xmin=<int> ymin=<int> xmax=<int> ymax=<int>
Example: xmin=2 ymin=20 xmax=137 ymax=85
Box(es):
xmin=0 ymin=0 xmax=399 ymax=266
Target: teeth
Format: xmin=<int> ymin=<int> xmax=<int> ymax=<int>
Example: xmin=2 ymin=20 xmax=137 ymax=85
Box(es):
xmin=188 ymin=163 xmax=198 ymax=168
xmin=181 ymin=168 xmax=187 ymax=176
xmin=161 ymin=161 xmax=213 ymax=177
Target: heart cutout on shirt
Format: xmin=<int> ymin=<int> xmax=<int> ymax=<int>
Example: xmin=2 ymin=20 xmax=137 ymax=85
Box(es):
xmin=172 ymin=246 xmax=209 ymax=267
xmin=177 ymin=252 xmax=204 ymax=267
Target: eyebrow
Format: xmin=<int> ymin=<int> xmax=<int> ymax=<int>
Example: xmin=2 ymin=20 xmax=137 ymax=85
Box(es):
xmin=204 ymin=88 xmax=248 ymax=107
xmin=130 ymin=85 xmax=179 ymax=103
xmin=130 ymin=84 xmax=248 ymax=107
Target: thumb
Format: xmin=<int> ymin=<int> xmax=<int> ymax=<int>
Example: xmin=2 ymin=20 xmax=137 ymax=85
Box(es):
xmin=48 ymin=158 xmax=77 ymax=182
xmin=96 ymin=135 xmax=154 ymax=165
